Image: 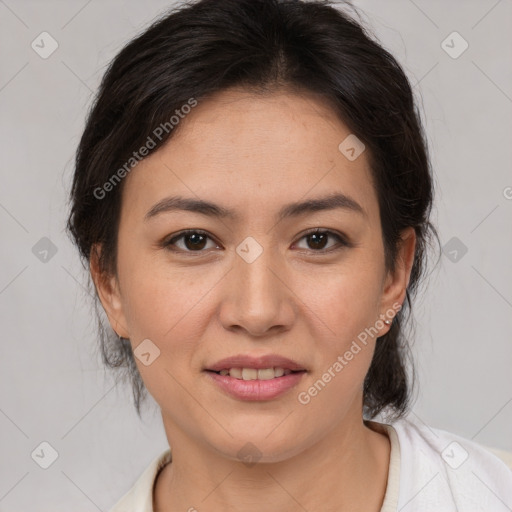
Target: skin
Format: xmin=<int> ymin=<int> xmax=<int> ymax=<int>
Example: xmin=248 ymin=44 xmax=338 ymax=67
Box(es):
xmin=91 ymin=87 xmax=416 ymax=511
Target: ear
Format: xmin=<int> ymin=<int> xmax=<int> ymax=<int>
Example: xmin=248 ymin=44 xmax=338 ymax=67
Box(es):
xmin=89 ymin=243 xmax=130 ymax=339
xmin=378 ymin=226 xmax=416 ymax=326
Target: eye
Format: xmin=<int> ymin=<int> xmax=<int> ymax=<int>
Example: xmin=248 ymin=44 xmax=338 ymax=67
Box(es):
xmin=163 ymin=230 xmax=220 ymax=253
xmin=162 ymin=228 xmax=350 ymax=255
xmin=293 ymin=229 xmax=349 ymax=252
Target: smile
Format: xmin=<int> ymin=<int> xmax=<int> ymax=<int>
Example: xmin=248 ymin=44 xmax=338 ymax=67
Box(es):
xmin=204 ymin=368 xmax=307 ymax=401
xmin=213 ymin=367 xmax=297 ymax=380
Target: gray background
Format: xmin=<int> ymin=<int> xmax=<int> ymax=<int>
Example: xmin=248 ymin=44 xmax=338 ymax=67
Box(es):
xmin=1 ymin=0 xmax=511 ymax=510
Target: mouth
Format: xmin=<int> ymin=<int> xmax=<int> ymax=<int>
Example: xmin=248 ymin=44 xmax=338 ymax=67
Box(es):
xmin=205 ymin=354 xmax=307 ymax=377
xmin=203 ymin=354 xmax=308 ymax=400
xmin=204 ymin=367 xmax=307 ymax=401
xmin=205 ymin=367 xmax=306 ymax=380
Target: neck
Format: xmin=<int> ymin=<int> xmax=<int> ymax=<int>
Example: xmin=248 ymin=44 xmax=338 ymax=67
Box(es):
xmin=154 ymin=410 xmax=390 ymax=512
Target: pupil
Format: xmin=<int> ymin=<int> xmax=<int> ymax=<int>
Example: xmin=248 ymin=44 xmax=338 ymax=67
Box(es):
xmin=186 ymin=233 xmax=206 ymax=250
xmin=309 ymin=233 xmax=327 ymax=250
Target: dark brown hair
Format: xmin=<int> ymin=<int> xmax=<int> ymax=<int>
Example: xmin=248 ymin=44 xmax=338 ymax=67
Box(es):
xmin=66 ymin=0 xmax=440 ymax=420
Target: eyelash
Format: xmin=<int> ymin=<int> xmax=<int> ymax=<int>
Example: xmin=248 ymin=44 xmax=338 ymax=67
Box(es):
xmin=162 ymin=228 xmax=351 ymax=255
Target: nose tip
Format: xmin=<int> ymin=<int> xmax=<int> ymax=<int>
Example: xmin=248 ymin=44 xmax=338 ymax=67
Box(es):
xmin=219 ymin=249 xmax=295 ymax=337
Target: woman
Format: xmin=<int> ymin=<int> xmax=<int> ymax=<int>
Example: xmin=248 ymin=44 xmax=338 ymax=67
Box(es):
xmin=66 ymin=0 xmax=512 ymax=510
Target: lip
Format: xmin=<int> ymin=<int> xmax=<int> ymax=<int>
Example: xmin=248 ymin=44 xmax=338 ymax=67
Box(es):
xmin=205 ymin=354 xmax=306 ymax=372
xmin=205 ymin=370 xmax=306 ymax=401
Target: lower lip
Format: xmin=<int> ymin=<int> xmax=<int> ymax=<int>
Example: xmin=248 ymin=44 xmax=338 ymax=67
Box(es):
xmin=205 ymin=371 xmax=306 ymax=401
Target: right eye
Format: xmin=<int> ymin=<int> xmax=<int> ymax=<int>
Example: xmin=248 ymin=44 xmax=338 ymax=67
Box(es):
xmin=162 ymin=229 xmax=221 ymax=253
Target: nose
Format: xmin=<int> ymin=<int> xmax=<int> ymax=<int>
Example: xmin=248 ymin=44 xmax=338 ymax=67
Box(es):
xmin=218 ymin=245 xmax=296 ymax=338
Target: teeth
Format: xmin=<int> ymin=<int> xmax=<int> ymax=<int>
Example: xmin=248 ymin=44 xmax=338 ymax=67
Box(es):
xmin=217 ymin=367 xmax=295 ymax=380
xmin=242 ymin=368 xmax=258 ymax=380
xmin=229 ymin=368 xmax=242 ymax=379
xmin=257 ymin=368 xmax=275 ymax=380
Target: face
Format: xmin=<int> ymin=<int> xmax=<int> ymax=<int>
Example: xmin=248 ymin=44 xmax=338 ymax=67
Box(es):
xmin=93 ymin=88 xmax=414 ymax=463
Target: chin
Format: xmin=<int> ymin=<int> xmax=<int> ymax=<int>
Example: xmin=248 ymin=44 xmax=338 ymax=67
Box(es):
xmin=205 ymin=427 xmax=311 ymax=465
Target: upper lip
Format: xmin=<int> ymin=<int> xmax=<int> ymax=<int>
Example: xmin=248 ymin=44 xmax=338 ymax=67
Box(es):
xmin=206 ymin=354 xmax=306 ymax=372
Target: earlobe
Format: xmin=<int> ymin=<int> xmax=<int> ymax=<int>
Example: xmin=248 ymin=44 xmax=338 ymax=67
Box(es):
xmin=89 ymin=243 xmax=130 ymax=338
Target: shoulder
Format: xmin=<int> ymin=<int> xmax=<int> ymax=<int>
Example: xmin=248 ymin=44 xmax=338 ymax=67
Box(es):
xmin=108 ymin=448 xmax=172 ymax=512
xmin=384 ymin=415 xmax=512 ymax=512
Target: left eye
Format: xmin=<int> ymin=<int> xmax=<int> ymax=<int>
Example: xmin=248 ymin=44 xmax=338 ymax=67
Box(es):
xmin=293 ymin=229 xmax=347 ymax=252
xmin=163 ymin=229 xmax=347 ymax=253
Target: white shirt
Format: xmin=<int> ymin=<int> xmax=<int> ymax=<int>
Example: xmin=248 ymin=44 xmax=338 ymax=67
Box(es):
xmin=109 ymin=415 xmax=512 ymax=511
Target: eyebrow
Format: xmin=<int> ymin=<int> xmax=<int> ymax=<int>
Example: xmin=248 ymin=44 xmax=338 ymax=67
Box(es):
xmin=144 ymin=192 xmax=367 ymax=222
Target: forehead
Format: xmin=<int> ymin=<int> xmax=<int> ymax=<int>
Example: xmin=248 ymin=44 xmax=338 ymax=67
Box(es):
xmin=120 ymin=88 xmax=379 ymax=226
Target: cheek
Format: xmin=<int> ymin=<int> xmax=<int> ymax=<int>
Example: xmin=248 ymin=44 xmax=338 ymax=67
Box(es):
xmin=314 ymin=261 xmax=384 ymax=345
xmin=117 ymin=255 xmax=228 ymax=400
xmin=117 ymin=245 xmax=216 ymax=338
xmin=296 ymin=284 xmax=380 ymax=421
xmin=118 ymin=263 xmax=214 ymax=409
xmin=300 ymin=262 xmax=384 ymax=409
